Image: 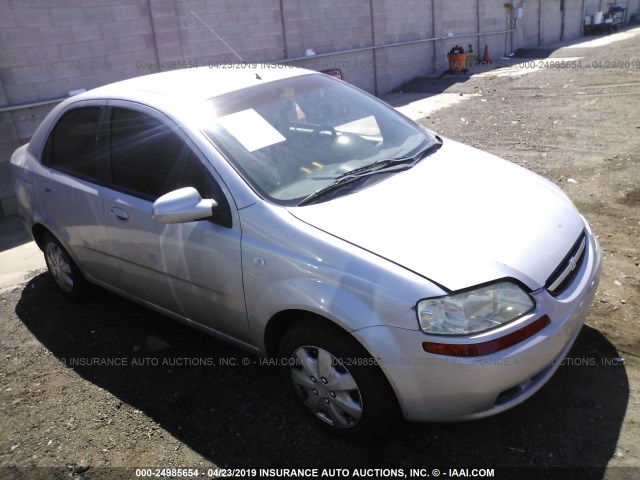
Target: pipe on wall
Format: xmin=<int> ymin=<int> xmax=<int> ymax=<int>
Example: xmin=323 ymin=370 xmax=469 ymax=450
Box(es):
xmin=276 ymin=28 xmax=516 ymax=64
xmin=0 ymin=97 xmax=67 ymax=114
xmin=0 ymin=27 xmax=517 ymax=114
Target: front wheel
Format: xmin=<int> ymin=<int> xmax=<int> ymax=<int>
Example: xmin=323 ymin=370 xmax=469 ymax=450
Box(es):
xmin=278 ymin=319 xmax=398 ymax=439
xmin=42 ymin=232 xmax=88 ymax=299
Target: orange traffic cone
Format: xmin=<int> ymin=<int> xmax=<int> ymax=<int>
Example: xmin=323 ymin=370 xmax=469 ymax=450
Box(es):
xmin=482 ymin=44 xmax=490 ymax=63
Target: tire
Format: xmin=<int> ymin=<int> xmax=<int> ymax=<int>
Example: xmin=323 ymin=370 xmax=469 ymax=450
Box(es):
xmin=278 ymin=319 xmax=399 ymax=439
xmin=42 ymin=232 xmax=88 ymax=300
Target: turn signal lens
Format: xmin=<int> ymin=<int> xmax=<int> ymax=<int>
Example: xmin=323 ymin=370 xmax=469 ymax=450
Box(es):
xmin=422 ymin=315 xmax=550 ymax=357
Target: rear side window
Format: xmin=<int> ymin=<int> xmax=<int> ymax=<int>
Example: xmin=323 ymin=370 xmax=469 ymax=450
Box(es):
xmin=109 ymin=107 xmax=207 ymax=200
xmin=42 ymin=107 xmax=101 ymax=180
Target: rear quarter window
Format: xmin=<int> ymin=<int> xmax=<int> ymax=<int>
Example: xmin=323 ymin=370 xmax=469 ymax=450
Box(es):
xmin=42 ymin=107 xmax=102 ymax=180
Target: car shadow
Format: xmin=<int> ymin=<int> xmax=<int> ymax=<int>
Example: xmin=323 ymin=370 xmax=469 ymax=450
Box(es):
xmin=15 ymin=273 xmax=628 ymax=478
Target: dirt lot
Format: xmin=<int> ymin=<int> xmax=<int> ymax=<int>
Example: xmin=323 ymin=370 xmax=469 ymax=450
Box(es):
xmin=1 ymin=29 xmax=639 ymax=480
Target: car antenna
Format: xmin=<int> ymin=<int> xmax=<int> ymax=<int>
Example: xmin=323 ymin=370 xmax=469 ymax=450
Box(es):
xmin=191 ymin=10 xmax=247 ymax=65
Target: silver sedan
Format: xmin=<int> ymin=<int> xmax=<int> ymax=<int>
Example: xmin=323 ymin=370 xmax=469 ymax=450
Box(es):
xmin=11 ymin=65 xmax=601 ymax=438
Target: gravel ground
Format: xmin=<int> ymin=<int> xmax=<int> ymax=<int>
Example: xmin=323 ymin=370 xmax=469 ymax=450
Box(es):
xmin=1 ymin=28 xmax=639 ymax=480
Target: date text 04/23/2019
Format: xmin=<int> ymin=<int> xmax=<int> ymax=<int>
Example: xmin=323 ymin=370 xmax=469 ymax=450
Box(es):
xmin=134 ymin=467 xmax=496 ymax=478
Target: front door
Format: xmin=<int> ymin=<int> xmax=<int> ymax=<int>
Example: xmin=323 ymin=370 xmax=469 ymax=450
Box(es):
xmin=100 ymin=102 xmax=249 ymax=342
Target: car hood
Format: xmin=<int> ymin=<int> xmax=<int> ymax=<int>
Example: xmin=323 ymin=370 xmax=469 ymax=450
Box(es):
xmin=287 ymin=139 xmax=585 ymax=291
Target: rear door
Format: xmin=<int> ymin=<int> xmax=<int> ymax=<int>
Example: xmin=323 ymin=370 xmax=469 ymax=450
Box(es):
xmin=100 ymin=101 xmax=249 ymax=341
xmin=36 ymin=101 xmax=119 ymax=285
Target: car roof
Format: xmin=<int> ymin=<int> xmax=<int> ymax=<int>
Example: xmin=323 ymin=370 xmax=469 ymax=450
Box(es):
xmin=78 ymin=64 xmax=313 ymax=104
xmin=28 ymin=64 xmax=317 ymax=157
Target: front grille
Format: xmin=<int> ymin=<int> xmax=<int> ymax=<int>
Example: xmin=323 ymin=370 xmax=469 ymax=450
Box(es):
xmin=545 ymin=231 xmax=587 ymax=296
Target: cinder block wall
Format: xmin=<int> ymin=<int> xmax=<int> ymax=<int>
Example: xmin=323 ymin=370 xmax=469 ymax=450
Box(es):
xmin=0 ymin=0 xmax=158 ymax=217
xmin=174 ymin=0 xmax=284 ymax=64
xmin=1 ymin=0 xmax=638 ymax=217
xmin=280 ymin=0 xmax=378 ymax=93
xmin=1 ymin=1 xmax=156 ymax=108
xmin=370 ymin=0 xmax=434 ymax=95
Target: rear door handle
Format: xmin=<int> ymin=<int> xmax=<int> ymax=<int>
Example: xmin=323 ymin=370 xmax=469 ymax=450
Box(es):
xmin=42 ymin=181 xmax=52 ymax=193
xmin=111 ymin=207 xmax=129 ymax=222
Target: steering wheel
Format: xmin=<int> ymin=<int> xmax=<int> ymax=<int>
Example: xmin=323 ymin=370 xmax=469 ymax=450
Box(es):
xmin=303 ymin=125 xmax=337 ymax=148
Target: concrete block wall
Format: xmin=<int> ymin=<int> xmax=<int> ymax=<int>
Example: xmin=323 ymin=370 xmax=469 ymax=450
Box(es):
xmin=518 ymin=0 xmax=640 ymax=47
xmin=0 ymin=82 xmax=20 ymax=217
xmin=281 ymin=0 xmax=376 ymax=91
xmin=0 ymin=0 xmax=158 ymax=217
xmin=540 ymin=0 xmax=564 ymax=44
xmin=431 ymin=1 xmax=515 ymax=70
xmin=174 ymin=0 xmax=284 ymax=64
xmin=583 ymin=0 xmax=640 ymax=19
xmin=623 ymin=0 xmax=640 ymax=22
xmin=518 ymin=0 xmax=565 ymax=46
xmin=294 ymin=52 xmax=377 ymax=95
xmin=564 ymin=0 xmax=587 ymax=40
xmin=371 ymin=0 xmax=434 ymax=94
xmin=0 ymin=1 xmax=156 ymax=107
xmin=433 ymin=0 xmax=478 ymax=66
xmin=520 ymin=1 xmax=542 ymax=46
xmin=286 ymin=1 xmax=373 ymax=56
xmin=149 ymin=0 xmax=183 ymax=66
xmin=1 ymin=0 xmax=637 ymax=217
xmin=477 ymin=1 xmax=515 ymax=62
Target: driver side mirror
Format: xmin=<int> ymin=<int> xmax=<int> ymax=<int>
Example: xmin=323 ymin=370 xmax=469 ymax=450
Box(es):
xmin=152 ymin=187 xmax=217 ymax=224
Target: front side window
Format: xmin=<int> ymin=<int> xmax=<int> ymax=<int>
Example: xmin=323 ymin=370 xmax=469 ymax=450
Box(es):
xmin=108 ymin=107 xmax=232 ymax=227
xmin=109 ymin=107 xmax=207 ymax=200
xmin=199 ymin=74 xmax=437 ymax=206
xmin=42 ymin=106 xmax=102 ymax=180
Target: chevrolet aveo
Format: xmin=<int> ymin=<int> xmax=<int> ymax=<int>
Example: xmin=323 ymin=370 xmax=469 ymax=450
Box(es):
xmin=11 ymin=66 xmax=601 ymax=438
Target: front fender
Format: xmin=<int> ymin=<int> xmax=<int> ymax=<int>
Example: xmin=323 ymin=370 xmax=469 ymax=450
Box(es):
xmin=249 ymin=276 xmax=382 ymax=349
xmin=239 ymin=201 xmax=445 ymax=352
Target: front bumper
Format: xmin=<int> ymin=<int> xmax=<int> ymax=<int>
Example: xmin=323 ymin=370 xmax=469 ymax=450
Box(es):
xmin=353 ymin=230 xmax=601 ymax=422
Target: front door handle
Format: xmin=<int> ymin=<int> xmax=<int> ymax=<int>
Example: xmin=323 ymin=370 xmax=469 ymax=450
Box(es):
xmin=111 ymin=207 xmax=129 ymax=222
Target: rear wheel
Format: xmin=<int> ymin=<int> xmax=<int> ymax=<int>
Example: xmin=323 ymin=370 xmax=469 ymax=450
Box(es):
xmin=42 ymin=233 xmax=88 ymax=299
xmin=278 ymin=319 xmax=398 ymax=438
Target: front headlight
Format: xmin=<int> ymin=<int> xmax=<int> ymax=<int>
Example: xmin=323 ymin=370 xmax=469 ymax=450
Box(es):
xmin=417 ymin=281 xmax=534 ymax=335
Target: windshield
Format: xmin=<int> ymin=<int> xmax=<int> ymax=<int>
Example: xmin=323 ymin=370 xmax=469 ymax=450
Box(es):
xmin=201 ymin=74 xmax=436 ymax=206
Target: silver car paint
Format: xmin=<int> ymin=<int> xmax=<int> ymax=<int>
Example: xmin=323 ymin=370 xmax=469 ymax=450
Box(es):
xmin=354 ymin=225 xmax=601 ymax=421
xmin=289 ymin=138 xmax=586 ymax=292
xmin=11 ymin=66 xmax=602 ymax=422
xmin=238 ymin=200 xmax=443 ymax=350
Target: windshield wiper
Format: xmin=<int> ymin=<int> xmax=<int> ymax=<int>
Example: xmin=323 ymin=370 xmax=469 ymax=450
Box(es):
xmin=335 ymin=136 xmax=443 ymax=180
xmin=298 ymin=163 xmax=414 ymax=206
xmin=298 ymin=137 xmax=443 ymax=206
